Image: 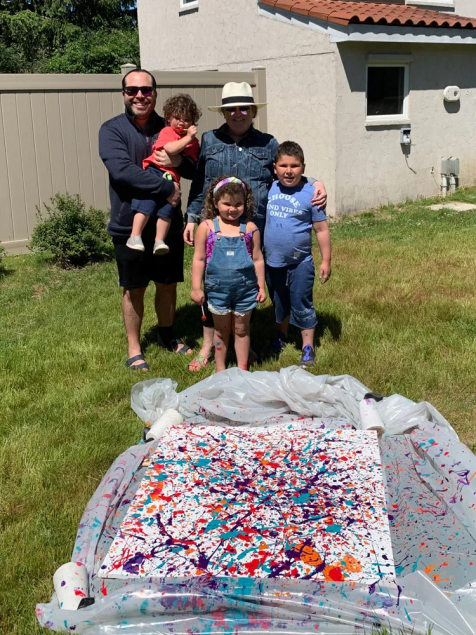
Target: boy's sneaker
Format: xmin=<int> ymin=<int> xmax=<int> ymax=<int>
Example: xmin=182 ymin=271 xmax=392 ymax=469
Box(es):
xmin=299 ymin=345 xmax=315 ymax=368
xmin=126 ymin=236 xmax=145 ymax=251
xmin=270 ymin=331 xmax=287 ymax=357
xmin=153 ymin=240 xmax=170 ymax=256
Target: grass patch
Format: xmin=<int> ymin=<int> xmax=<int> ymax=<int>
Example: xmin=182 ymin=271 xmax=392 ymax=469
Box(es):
xmin=1 ymin=190 xmax=475 ymax=634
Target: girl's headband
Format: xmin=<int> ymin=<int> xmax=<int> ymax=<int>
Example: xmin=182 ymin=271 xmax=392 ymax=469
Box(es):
xmin=213 ymin=177 xmax=247 ymax=197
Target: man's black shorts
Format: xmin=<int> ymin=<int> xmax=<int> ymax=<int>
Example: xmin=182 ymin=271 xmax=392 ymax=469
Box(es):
xmin=113 ymin=231 xmax=184 ymax=289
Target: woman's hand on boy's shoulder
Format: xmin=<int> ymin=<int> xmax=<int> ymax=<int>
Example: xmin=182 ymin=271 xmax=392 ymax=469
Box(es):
xmin=311 ymin=181 xmax=327 ymax=208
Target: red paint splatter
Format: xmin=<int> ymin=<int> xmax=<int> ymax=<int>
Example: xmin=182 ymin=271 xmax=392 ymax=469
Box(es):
xmin=328 ymin=566 xmax=345 ymax=581
xmin=244 ymin=558 xmax=260 ymax=575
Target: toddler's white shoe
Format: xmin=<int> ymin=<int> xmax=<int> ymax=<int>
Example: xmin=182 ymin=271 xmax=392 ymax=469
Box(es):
xmin=153 ymin=240 xmax=170 ymax=256
xmin=127 ymin=236 xmax=145 ymax=251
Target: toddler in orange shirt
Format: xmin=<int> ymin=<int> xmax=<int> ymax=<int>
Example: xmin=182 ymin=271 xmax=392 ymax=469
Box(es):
xmin=127 ymin=93 xmax=201 ymax=255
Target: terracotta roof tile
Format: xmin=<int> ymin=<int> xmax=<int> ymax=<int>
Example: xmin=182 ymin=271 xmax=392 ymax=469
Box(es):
xmin=260 ymin=0 xmax=476 ymax=29
xmin=290 ymin=2 xmax=313 ymax=16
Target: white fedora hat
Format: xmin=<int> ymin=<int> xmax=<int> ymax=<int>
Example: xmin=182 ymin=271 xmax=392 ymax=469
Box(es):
xmin=208 ymin=82 xmax=267 ymax=112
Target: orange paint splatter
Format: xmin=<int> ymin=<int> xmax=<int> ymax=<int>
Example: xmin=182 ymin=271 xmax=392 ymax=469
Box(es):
xmin=341 ymin=554 xmax=362 ymax=573
xmin=299 ymin=545 xmax=323 ymax=567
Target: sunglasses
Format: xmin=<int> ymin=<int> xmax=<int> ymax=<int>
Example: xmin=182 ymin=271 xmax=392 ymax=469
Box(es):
xmin=123 ymin=86 xmax=154 ymax=97
xmin=224 ymin=106 xmax=252 ymax=115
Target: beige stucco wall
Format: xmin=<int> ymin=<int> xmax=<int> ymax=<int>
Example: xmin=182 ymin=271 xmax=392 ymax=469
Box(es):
xmin=138 ymin=0 xmax=338 ymax=215
xmin=454 ymin=0 xmax=476 ymax=18
xmin=335 ymin=42 xmax=476 ymax=214
xmin=138 ymin=1 xmax=476 ymax=216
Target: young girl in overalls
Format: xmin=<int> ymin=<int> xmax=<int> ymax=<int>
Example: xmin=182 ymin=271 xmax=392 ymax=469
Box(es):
xmin=191 ymin=176 xmax=266 ymax=372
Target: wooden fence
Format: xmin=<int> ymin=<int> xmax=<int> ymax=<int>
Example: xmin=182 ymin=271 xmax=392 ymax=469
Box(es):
xmin=0 ymin=67 xmax=267 ymax=253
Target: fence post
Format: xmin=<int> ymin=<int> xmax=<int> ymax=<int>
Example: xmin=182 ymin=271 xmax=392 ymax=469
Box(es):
xmin=252 ymin=66 xmax=267 ymax=134
xmin=121 ymin=63 xmax=137 ymax=76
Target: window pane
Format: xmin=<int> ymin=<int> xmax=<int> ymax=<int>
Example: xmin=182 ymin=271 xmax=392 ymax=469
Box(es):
xmin=367 ymin=67 xmax=405 ymax=117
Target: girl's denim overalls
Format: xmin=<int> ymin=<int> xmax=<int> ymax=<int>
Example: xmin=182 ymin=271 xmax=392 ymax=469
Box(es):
xmin=205 ymin=218 xmax=258 ymax=316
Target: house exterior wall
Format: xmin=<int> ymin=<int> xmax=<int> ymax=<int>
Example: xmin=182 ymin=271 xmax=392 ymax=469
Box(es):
xmin=335 ymin=42 xmax=476 ymax=214
xmin=138 ymin=0 xmax=338 ymax=215
xmin=454 ymin=1 xmax=476 ymax=18
xmin=139 ymin=1 xmax=476 ymax=216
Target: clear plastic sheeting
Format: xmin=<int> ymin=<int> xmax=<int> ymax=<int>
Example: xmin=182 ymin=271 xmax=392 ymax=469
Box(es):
xmin=37 ymin=368 xmax=476 ymax=634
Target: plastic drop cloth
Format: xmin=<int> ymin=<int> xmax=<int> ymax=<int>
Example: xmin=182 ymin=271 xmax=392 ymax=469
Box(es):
xmin=36 ymin=368 xmax=476 ymax=634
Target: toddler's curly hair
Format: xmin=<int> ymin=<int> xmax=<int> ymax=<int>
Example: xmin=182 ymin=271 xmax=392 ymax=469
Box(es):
xmin=203 ymin=176 xmax=256 ymax=221
xmin=163 ymin=93 xmax=202 ymax=124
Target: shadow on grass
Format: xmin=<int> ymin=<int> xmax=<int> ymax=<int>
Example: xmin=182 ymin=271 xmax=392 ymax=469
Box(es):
xmin=252 ymin=306 xmax=342 ymax=364
xmin=141 ymin=301 xmax=342 ymax=364
xmin=0 ymin=266 xmax=13 ymax=282
xmin=141 ymin=301 xmax=206 ymax=353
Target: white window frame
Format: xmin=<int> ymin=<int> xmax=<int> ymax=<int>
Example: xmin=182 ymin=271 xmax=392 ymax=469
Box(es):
xmin=366 ymin=61 xmax=410 ymax=125
xmin=180 ymin=0 xmax=198 ymax=11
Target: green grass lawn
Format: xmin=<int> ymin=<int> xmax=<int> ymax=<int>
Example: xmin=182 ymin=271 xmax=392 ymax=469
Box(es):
xmin=1 ymin=190 xmax=476 ymax=634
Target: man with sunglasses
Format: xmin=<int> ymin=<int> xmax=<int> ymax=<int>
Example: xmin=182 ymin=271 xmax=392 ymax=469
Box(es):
xmin=99 ymin=69 xmax=195 ymax=370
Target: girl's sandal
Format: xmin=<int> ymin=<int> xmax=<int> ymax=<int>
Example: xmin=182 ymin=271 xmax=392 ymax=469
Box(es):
xmin=188 ymin=353 xmax=213 ymax=372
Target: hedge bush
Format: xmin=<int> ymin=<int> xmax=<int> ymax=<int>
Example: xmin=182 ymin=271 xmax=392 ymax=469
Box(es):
xmin=30 ymin=193 xmax=114 ymax=268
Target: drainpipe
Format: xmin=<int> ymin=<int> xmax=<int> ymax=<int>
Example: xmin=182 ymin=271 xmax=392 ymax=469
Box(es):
xmin=449 ymin=174 xmax=456 ymax=195
xmin=441 ymin=174 xmax=448 ymax=197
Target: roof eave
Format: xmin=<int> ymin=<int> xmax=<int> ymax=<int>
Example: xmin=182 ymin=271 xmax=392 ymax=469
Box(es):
xmin=338 ymin=22 xmax=476 ymax=44
xmin=258 ymin=4 xmax=476 ymax=45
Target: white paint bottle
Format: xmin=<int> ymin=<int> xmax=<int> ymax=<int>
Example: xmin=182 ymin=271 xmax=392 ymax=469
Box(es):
xmin=359 ymin=394 xmax=385 ymax=435
xmin=53 ymin=562 xmax=89 ymax=610
xmin=145 ymin=409 xmax=183 ymax=441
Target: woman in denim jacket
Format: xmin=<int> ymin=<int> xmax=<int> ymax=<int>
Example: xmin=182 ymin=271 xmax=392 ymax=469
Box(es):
xmin=184 ymin=82 xmax=327 ymax=372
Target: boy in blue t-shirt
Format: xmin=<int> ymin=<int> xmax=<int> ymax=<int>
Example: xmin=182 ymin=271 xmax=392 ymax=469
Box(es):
xmin=264 ymin=141 xmax=331 ymax=367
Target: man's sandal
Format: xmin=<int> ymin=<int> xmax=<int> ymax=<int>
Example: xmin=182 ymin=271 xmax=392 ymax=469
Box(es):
xmin=188 ymin=352 xmax=213 ymax=372
xmin=169 ymin=338 xmax=193 ymax=355
xmin=125 ymin=354 xmax=149 ymax=371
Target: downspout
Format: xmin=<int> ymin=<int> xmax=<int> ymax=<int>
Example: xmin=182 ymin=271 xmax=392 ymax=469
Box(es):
xmin=449 ymin=174 xmax=456 ymax=195
xmin=441 ymin=174 xmax=448 ymax=197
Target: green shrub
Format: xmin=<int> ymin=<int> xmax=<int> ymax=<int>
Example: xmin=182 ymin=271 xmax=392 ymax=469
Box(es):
xmin=0 ymin=242 xmax=5 ymax=269
xmin=30 ymin=193 xmax=114 ymax=268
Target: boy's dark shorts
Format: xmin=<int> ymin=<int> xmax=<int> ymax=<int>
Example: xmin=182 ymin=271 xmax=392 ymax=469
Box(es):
xmin=113 ymin=231 xmax=184 ymax=289
xmin=130 ymin=166 xmax=175 ymax=218
xmin=266 ymin=258 xmax=317 ymax=330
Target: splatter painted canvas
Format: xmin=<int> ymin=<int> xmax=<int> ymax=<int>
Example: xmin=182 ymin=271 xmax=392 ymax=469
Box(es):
xmin=99 ymin=422 xmax=395 ymax=583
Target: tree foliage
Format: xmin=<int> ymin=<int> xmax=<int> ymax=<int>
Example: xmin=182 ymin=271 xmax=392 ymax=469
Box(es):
xmin=0 ymin=1 xmax=139 ymax=73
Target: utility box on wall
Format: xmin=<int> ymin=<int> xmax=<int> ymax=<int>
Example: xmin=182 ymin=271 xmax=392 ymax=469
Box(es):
xmin=441 ymin=157 xmax=460 ymax=176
